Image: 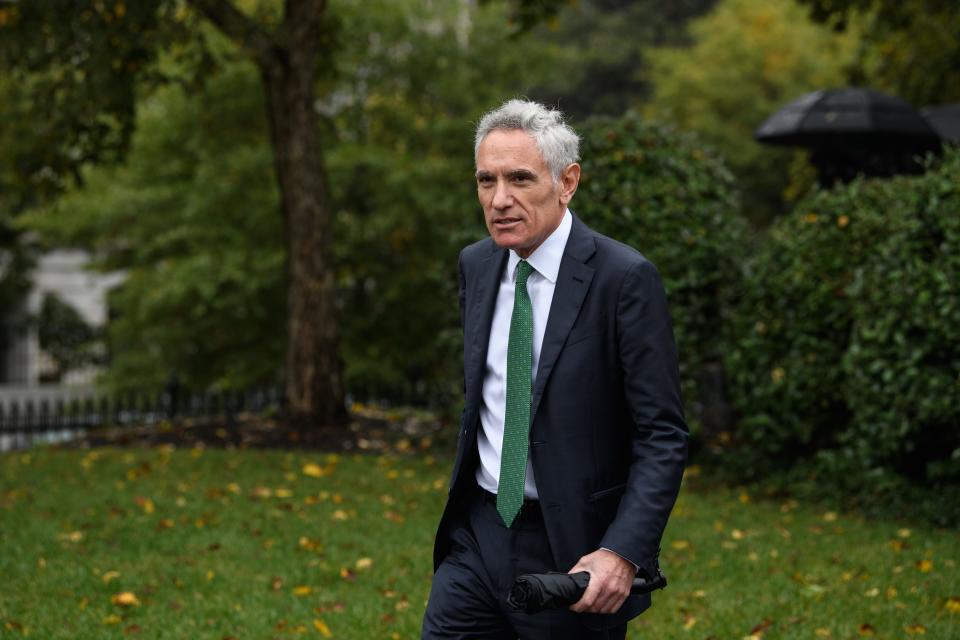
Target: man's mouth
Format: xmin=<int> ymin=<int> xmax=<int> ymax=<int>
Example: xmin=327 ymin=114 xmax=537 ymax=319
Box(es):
xmin=493 ymin=217 xmax=522 ymax=228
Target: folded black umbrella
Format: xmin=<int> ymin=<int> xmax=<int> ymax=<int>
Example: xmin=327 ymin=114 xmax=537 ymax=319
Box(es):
xmin=507 ymin=568 xmax=667 ymax=614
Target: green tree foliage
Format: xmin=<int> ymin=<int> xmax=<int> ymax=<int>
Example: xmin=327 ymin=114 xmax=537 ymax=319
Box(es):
xmin=522 ymin=0 xmax=718 ymax=120
xmin=576 ymin=112 xmax=748 ymax=434
xmin=644 ymin=0 xmax=857 ymax=224
xmin=0 ymin=77 xmax=44 ymax=348
xmin=37 ymin=293 xmax=101 ymax=380
xmin=0 ymin=1 xmax=191 ymax=192
xmin=800 ymin=0 xmax=960 ymax=107
xmin=22 ymin=59 xmax=285 ymax=392
xmin=726 ymin=149 xmax=960 ymax=488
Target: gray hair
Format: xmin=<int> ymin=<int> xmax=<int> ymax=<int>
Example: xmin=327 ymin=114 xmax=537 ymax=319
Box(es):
xmin=474 ymin=99 xmax=580 ymax=181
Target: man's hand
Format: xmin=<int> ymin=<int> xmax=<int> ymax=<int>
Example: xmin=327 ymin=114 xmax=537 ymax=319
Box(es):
xmin=567 ymin=548 xmax=636 ymax=614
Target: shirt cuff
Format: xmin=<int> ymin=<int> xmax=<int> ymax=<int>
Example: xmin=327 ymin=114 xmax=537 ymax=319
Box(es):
xmin=600 ymin=547 xmax=639 ymax=574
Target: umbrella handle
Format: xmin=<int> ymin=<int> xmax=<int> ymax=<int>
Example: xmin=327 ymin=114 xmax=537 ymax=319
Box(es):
xmin=630 ymin=567 xmax=667 ymax=595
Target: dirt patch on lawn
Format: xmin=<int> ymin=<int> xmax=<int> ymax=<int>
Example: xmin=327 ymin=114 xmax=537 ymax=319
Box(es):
xmin=55 ymin=405 xmax=454 ymax=453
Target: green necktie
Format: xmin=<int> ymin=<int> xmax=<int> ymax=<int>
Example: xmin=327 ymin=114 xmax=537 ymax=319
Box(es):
xmin=498 ymin=259 xmax=534 ymax=528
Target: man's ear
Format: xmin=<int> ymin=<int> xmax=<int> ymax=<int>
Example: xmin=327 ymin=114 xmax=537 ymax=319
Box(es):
xmin=559 ymin=163 xmax=581 ymax=206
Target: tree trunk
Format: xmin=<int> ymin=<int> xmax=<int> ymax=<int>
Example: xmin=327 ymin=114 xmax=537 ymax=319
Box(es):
xmin=261 ymin=49 xmax=345 ymax=426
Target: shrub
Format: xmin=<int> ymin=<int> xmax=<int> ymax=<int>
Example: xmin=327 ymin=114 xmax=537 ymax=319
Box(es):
xmin=726 ymin=148 xmax=960 ymax=484
xmin=576 ymin=112 xmax=749 ymax=435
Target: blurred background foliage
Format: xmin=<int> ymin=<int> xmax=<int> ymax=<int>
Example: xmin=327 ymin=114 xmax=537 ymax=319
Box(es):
xmin=1 ymin=0 xmax=958 ymax=520
xmin=725 ymin=149 xmax=960 ymax=523
xmin=643 ymin=0 xmax=859 ymax=224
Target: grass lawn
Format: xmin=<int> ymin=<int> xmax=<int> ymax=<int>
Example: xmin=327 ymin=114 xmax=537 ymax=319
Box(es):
xmin=1 ymin=446 xmax=957 ymax=639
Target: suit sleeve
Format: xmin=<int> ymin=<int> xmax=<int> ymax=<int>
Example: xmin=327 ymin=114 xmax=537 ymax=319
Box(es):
xmin=599 ymin=259 xmax=688 ymax=577
xmin=458 ymin=249 xmax=467 ymax=332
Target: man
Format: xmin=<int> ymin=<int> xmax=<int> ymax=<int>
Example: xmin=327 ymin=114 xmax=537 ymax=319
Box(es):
xmin=422 ymin=99 xmax=688 ymax=639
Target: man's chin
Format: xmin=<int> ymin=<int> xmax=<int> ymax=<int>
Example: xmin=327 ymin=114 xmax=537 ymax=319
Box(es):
xmin=490 ymin=232 xmax=526 ymax=251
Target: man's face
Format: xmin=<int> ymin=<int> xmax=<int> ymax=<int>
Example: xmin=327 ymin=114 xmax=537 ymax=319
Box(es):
xmin=475 ymin=129 xmax=579 ymax=259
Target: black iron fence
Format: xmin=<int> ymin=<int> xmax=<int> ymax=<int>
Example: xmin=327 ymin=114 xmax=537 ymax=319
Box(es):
xmin=0 ymin=385 xmax=285 ymax=451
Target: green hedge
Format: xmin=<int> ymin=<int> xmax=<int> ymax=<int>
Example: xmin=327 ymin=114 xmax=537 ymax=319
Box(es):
xmin=725 ymin=148 xmax=960 ymax=485
xmin=576 ymin=112 xmax=749 ymax=434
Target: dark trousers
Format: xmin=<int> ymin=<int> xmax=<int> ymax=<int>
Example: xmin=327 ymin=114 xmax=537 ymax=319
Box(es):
xmin=422 ymin=485 xmax=628 ymax=640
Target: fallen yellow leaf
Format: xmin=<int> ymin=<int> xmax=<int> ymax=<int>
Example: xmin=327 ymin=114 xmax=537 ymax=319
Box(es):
xmin=917 ymin=559 xmax=933 ymax=573
xmin=134 ymin=496 xmax=155 ymax=514
xmin=299 ymin=536 xmax=322 ymax=551
xmin=293 ymin=585 xmax=312 ymax=596
xmin=303 ymin=463 xmax=325 ymax=478
xmin=905 ymin=624 xmax=926 ymax=635
xmin=102 ymin=614 xmax=122 ymax=625
xmin=671 ymin=540 xmax=690 ymax=550
xmin=313 ymin=619 xmax=332 ymax=637
xmin=858 ymin=623 xmax=876 ymax=636
xmin=111 ymin=592 xmax=140 ymax=607
xmin=60 ymin=530 xmax=84 ymax=543
xmin=102 ymin=571 xmax=120 ymax=584
xmin=355 ymin=557 xmax=373 ymax=570
xmin=945 ymin=596 xmax=960 ymax=613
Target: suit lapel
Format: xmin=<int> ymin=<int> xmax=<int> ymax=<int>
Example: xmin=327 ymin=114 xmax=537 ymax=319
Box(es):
xmin=464 ymin=244 xmax=507 ymax=412
xmin=530 ymin=215 xmax=596 ymax=426
xmin=462 ymin=216 xmax=597 ymax=425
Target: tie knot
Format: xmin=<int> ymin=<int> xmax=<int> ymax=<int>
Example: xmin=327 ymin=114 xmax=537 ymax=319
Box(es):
xmin=516 ymin=260 xmax=534 ymax=286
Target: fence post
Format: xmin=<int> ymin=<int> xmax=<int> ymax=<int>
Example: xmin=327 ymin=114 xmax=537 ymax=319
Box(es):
xmin=166 ymin=371 xmax=180 ymax=421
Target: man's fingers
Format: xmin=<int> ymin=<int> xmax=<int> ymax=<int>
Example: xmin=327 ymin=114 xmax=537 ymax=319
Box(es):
xmin=569 ymin=576 xmax=599 ymax=613
xmin=571 ymin=576 xmax=626 ymax=614
xmin=593 ymin=581 xmax=621 ymax=613
xmin=586 ymin=575 xmax=630 ymax=614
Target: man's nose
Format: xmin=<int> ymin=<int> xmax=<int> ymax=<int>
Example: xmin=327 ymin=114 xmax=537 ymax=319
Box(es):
xmin=491 ymin=179 xmax=513 ymax=209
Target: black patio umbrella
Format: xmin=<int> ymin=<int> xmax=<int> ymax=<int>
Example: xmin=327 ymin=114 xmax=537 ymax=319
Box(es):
xmin=755 ymin=88 xmax=943 ymax=185
xmin=921 ymin=102 xmax=960 ymax=145
xmin=754 ymin=87 xmax=942 ymax=150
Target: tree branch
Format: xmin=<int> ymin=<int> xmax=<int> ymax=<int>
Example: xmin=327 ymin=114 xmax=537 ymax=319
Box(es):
xmin=186 ymin=0 xmax=276 ymax=65
xmin=284 ymin=0 xmax=327 ymax=57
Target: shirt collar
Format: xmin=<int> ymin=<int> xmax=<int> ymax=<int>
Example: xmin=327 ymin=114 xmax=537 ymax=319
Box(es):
xmin=506 ymin=209 xmax=572 ymax=284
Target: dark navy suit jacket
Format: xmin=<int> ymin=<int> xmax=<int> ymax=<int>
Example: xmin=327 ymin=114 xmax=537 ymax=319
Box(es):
xmin=433 ymin=213 xmax=688 ymax=625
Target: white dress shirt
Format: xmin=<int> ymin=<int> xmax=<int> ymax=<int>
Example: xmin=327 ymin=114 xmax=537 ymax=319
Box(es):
xmin=476 ymin=210 xmax=573 ymax=499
